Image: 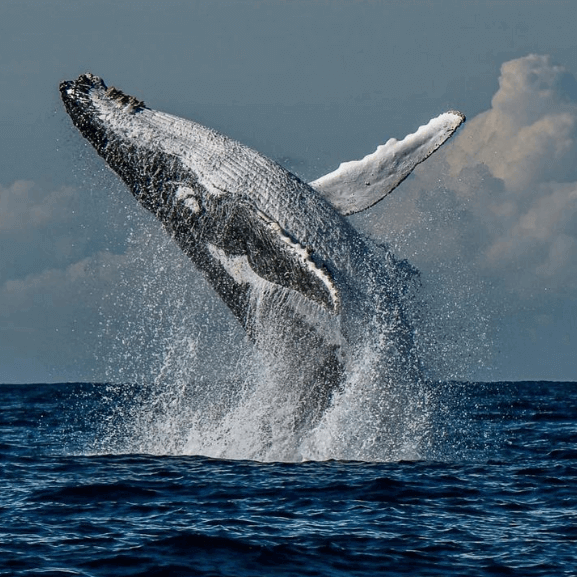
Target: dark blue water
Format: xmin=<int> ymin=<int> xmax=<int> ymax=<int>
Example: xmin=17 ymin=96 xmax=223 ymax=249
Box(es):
xmin=1 ymin=381 xmax=576 ymax=576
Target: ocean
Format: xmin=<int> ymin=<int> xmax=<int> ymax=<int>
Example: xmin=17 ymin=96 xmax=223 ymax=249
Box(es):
xmin=1 ymin=380 xmax=576 ymax=576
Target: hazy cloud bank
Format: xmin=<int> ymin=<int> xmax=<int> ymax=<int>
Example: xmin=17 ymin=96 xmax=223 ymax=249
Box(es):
xmin=0 ymin=179 xmax=128 ymax=283
xmin=0 ymin=178 xmax=131 ymax=381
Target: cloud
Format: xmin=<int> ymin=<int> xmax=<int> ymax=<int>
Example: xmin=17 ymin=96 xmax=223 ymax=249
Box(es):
xmin=367 ymin=54 xmax=577 ymax=302
xmin=0 ymin=249 xmax=129 ymax=382
xmin=1 ymin=180 xmax=85 ymax=282
xmin=448 ymin=55 xmax=577 ymax=295
xmin=483 ymin=181 xmax=577 ymax=292
xmin=448 ymin=54 xmax=577 ymax=190
xmin=0 ymin=177 xmax=146 ymax=381
xmin=0 ymin=250 xmax=125 ymax=317
xmin=0 ymin=179 xmax=129 ymax=283
xmin=0 ymin=213 xmax=239 ymax=383
xmin=0 ymin=180 xmax=77 ymax=232
xmin=354 ymin=54 xmax=577 ymax=378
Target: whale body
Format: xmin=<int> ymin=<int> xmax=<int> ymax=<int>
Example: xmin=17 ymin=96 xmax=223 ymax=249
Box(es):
xmin=60 ymin=73 xmax=464 ymax=428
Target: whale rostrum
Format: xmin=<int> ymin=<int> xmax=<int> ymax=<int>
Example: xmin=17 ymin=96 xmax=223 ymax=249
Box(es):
xmin=60 ymin=73 xmax=464 ymax=425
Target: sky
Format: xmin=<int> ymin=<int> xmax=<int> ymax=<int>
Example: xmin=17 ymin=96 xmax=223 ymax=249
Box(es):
xmin=1 ymin=0 xmax=577 ymax=383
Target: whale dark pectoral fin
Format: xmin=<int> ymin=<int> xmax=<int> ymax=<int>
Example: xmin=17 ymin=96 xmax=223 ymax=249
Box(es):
xmin=245 ymin=208 xmax=340 ymax=314
xmin=310 ymin=111 xmax=465 ymax=216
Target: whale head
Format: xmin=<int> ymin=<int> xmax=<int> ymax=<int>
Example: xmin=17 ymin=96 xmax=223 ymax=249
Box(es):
xmin=60 ymin=74 xmax=204 ymax=219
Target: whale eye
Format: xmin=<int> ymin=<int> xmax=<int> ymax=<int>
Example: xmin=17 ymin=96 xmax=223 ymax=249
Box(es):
xmin=184 ymin=196 xmax=200 ymax=214
xmin=175 ymin=185 xmax=201 ymax=214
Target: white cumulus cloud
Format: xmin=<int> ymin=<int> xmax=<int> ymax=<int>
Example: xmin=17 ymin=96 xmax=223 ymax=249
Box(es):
xmin=369 ymin=54 xmax=577 ymax=300
xmin=449 ymin=54 xmax=577 ymax=190
xmin=358 ymin=54 xmax=577 ymax=378
xmin=448 ymin=55 xmax=577 ymax=295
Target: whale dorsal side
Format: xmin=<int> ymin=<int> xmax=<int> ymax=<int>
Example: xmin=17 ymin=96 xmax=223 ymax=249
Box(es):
xmin=310 ymin=111 xmax=465 ymax=216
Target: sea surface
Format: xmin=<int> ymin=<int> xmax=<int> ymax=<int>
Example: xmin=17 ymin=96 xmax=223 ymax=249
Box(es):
xmin=1 ymin=380 xmax=576 ymax=576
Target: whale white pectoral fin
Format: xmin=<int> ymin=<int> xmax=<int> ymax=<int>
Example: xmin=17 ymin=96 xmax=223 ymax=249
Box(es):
xmin=245 ymin=208 xmax=340 ymax=314
xmin=309 ymin=111 xmax=465 ymax=216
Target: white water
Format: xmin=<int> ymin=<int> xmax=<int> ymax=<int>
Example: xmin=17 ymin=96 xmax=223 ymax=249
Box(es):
xmin=91 ymin=208 xmax=451 ymax=462
xmin=83 ymin=157 xmax=490 ymax=463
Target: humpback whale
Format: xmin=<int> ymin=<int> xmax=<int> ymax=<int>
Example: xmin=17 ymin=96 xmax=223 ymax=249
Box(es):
xmin=60 ymin=73 xmax=464 ymax=431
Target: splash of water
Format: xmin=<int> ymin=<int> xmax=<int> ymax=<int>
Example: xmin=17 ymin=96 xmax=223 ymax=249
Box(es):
xmin=82 ymin=171 xmax=490 ymax=463
xmin=89 ymin=213 xmax=435 ymax=462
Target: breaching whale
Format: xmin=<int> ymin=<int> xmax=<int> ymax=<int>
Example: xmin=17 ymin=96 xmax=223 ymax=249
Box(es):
xmin=60 ymin=73 xmax=464 ymax=429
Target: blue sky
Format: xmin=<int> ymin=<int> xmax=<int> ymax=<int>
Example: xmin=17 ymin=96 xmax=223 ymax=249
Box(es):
xmin=1 ymin=0 xmax=576 ymax=383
